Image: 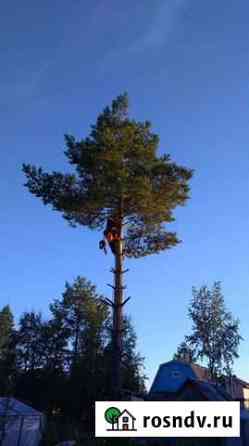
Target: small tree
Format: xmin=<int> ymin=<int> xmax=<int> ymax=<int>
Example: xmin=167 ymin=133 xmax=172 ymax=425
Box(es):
xmin=0 ymin=307 xmax=16 ymax=446
xmin=16 ymin=311 xmax=44 ymax=372
xmin=186 ymin=282 xmax=242 ymax=378
xmin=120 ymin=317 xmax=146 ymax=394
xmin=0 ymin=306 xmax=14 ymax=353
xmin=0 ymin=306 xmax=16 ymax=395
xmin=50 ymin=276 xmax=108 ymax=373
xmin=104 ymin=406 xmax=121 ymax=430
xmin=22 ymin=93 xmax=193 ymax=397
xmin=49 ymin=276 xmax=110 ymax=421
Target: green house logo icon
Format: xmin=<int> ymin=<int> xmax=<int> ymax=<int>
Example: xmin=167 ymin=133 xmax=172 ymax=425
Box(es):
xmin=105 ymin=406 xmax=136 ymax=432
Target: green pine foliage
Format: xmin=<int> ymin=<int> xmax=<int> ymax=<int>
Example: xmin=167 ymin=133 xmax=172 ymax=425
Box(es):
xmin=22 ymin=93 xmax=193 ymax=258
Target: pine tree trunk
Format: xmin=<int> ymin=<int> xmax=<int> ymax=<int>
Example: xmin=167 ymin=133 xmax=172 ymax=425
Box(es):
xmin=112 ymin=225 xmax=123 ymax=400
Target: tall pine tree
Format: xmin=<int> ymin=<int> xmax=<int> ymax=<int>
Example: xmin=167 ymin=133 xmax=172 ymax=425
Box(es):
xmin=23 ymin=93 xmax=193 ymax=397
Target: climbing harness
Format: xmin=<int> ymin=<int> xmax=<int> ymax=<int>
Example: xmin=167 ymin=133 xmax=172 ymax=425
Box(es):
xmin=99 ymin=218 xmax=121 ymax=255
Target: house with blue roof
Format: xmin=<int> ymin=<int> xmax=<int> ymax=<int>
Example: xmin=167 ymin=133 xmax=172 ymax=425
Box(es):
xmin=150 ymin=360 xmax=209 ymax=397
xmin=149 ymin=359 xmax=249 ymax=409
xmin=148 ymin=360 xmax=249 ymax=446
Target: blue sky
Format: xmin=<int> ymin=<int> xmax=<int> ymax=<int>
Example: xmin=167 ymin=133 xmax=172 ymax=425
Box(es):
xmin=1 ymin=0 xmax=249 ymax=386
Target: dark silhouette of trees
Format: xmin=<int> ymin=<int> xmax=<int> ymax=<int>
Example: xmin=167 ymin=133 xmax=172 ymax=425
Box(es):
xmin=173 ymin=341 xmax=197 ymax=363
xmin=9 ymin=277 xmax=145 ymax=432
xmin=0 ymin=306 xmax=16 ymax=395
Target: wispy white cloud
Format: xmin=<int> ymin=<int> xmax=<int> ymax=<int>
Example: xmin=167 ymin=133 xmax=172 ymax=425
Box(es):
xmin=98 ymin=0 xmax=189 ymax=74
xmin=128 ymin=0 xmax=188 ymax=53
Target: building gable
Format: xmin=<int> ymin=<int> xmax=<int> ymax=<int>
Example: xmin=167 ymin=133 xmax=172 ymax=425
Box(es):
xmin=150 ymin=360 xmax=197 ymax=394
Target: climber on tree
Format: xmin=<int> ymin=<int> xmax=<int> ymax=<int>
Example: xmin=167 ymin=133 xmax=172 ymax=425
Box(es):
xmin=99 ymin=218 xmax=121 ymax=255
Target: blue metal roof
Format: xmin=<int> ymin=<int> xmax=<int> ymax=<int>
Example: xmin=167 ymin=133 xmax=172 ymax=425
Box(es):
xmin=150 ymin=360 xmax=197 ymax=394
xmin=191 ymin=380 xmax=232 ymax=401
xmin=0 ymin=398 xmax=42 ymax=416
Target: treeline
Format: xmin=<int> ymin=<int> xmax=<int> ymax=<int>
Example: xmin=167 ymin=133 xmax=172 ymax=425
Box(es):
xmin=0 ymin=277 xmax=146 ymax=431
